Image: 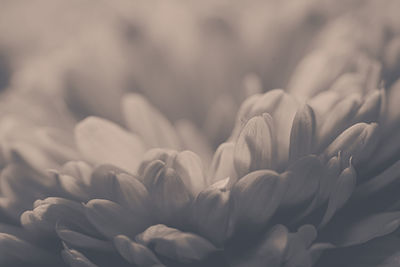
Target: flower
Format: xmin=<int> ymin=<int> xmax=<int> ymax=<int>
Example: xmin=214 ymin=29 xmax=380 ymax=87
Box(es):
xmin=1 ymin=1 xmax=400 ymax=267
xmin=281 ymin=3 xmax=400 ymax=264
xmin=0 ymin=78 xmax=384 ymax=267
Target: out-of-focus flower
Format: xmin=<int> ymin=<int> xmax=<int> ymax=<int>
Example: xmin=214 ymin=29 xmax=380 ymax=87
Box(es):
xmin=0 ymin=0 xmax=364 ymax=142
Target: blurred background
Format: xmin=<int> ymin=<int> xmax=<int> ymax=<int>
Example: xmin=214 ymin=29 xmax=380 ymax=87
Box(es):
xmin=0 ymin=0 xmax=397 ymax=146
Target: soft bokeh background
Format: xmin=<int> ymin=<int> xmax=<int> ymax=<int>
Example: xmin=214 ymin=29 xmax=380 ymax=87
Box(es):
xmin=0 ymin=0 xmax=365 ymax=117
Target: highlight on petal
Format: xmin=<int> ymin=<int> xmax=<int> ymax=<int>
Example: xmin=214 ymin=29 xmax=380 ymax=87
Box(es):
xmin=21 ymin=197 xmax=89 ymax=236
xmin=353 ymin=89 xmax=384 ymax=123
xmin=324 ymin=122 xmax=378 ymax=165
xmin=135 ymin=224 xmax=217 ymax=263
xmin=209 ymin=142 xmax=237 ymax=184
xmin=122 ymin=93 xmax=181 ymax=149
xmin=289 ymin=104 xmax=316 ymax=163
xmin=137 ymin=148 xmax=178 ymax=178
xmin=61 ymin=161 xmax=93 ymax=186
xmin=234 ymin=114 xmax=275 ymax=177
xmin=172 ymin=150 xmax=207 ymax=196
xmin=74 ymin=116 xmax=146 ymax=174
xmin=54 ymin=161 xmax=93 ymax=201
xmin=288 ymin=48 xmax=353 ymax=99
xmin=246 ymin=90 xmax=299 ymax=168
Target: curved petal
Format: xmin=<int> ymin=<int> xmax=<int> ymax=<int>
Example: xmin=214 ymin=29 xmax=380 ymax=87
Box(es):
xmin=75 ymin=117 xmax=146 ymax=174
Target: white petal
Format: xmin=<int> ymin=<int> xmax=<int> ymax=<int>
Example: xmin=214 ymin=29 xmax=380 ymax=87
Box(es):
xmin=122 ymin=93 xmax=181 ymax=149
xmin=75 ymin=116 xmax=146 ymax=174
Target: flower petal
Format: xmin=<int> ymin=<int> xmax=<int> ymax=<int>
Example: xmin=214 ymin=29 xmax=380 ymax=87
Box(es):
xmin=234 ymin=114 xmax=275 ymax=177
xmin=122 ymin=93 xmax=181 ymax=149
xmin=172 ymin=150 xmax=207 ymax=196
xmin=143 ymin=164 xmax=192 ymax=225
xmin=192 ymin=178 xmax=230 ymax=246
xmin=328 ymin=212 xmax=400 ymax=247
xmin=320 ymin=164 xmax=356 ymax=227
xmin=175 ymin=119 xmax=213 ymax=165
xmin=114 ymin=235 xmax=164 ymax=266
xmin=57 ymin=224 xmax=112 ymax=251
xmin=136 ymin=224 xmax=217 ymax=263
xmin=0 ymin=233 xmax=60 ymax=266
xmin=353 ymin=89 xmax=384 ymax=123
xmin=85 ymin=199 xmax=148 ymax=239
xmin=324 ymin=122 xmax=378 ymax=165
xmin=21 ymin=197 xmax=91 ymax=237
xmin=209 ymin=142 xmax=237 ymax=184
xmin=280 ymin=156 xmax=322 ymax=210
xmin=355 ymin=159 xmax=400 ymax=200
xmin=317 ymin=95 xmax=361 ymax=151
xmin=289 ymin=104 xmax=316 ymax=163
xmin=62 ymin=246 xmax=98 ymax=267
xmin=75 ymin=116 xmax=146 ymax=174
xmin=228 ymin=224 xmax=288 ymax=267
xmin=229 ymin=170 xmax=287 ymax=234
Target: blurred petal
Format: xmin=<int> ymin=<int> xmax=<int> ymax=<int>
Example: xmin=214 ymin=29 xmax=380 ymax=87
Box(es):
xmin=317 ymin=95 xmax=361 ymax=151
xmin=353 ymin=89 xmax=384 ymax=123
xmin=175 ymin=119 xmax=213 ymax=165
xmin=288 ymin=48 xmax=353 ymax=99
xmin=75 ymin=116 xmax=146 ymax=174
xmin=122 ymin=93 xmax=181 ymax=149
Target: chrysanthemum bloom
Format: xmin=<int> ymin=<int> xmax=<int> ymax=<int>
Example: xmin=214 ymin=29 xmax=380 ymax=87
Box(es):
xmin=0 ymin=91 xmax=220 ymax=266
xmin=282 ymin=6 xmax=400 ymax=262
xmin=286 ymin=59 xmax=400 ymax=267
xmin=0 ymin=88 xmax=82 ymax=266
xmin=4 ymin=66 xmax=393 ymax=267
